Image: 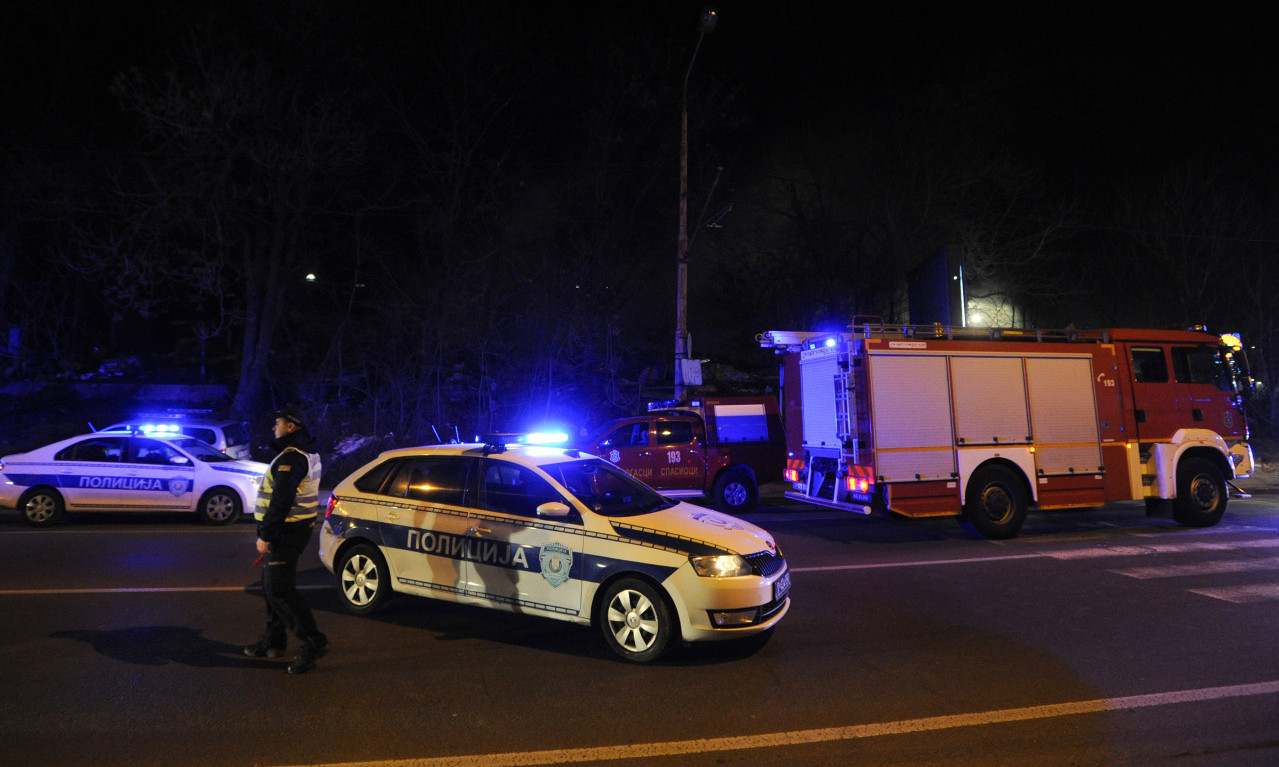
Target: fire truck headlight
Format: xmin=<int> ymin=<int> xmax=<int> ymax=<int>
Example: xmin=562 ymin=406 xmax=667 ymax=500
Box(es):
xmin=690 ymin=553 xmax=752 ymax=578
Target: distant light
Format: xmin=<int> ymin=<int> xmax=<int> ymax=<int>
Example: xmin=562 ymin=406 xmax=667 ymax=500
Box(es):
xmin=305 ymin=273 xmax=317 ymax=283
xmin=969 ymin=313 xmax=983 ymax=325
xmin=824 ymin=337 xmax=837 ymax=348
xmin=699 ymin=7 xmax=718 ymax=34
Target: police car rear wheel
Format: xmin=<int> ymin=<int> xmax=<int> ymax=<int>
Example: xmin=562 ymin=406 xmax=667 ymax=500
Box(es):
xmin=197 ymin=487 xmax=241 ymax=525
xmin=337 ymin=543 xmax=392 ymax=615
xmin=599 ymin=578 xmax=672 ymax=663
xmin=20 ymin=487 xmax=64 ymax=527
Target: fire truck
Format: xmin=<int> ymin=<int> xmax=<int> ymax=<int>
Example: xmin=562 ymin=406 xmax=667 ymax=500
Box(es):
xmin=581 ymin=396 xmax=786 ymax=513
xmin=758 ymin=322 xmax=1254 ymax=538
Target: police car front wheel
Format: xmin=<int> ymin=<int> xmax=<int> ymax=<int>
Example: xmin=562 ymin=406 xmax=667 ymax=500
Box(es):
xmin=20 ymin=487 xmax=64 ymax=527
xmin=599 ymin=578 xmax=673 ymax=663
xmin=197 ymin=487 xmax=242 ymax=525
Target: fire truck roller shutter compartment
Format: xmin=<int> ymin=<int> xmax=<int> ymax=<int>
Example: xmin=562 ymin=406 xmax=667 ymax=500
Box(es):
xmin=800 ymin=345 xmax=841 ymax=451
xmin=869 ymin=353 xmax=956 ymax=481
xmin=949 ymin=355 xmax=1031 ymax=446
xmin=1026 ymin=356 xmax=1103 ymax=475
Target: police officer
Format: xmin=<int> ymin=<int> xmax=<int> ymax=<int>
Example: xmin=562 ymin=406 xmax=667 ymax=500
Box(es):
xmin=243 ymin=407 xmax=329 ymax=674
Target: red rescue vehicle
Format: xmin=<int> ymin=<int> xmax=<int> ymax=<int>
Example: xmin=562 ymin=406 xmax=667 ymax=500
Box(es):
xmin=759 ymin=322 xmax=1254 ymax=538
xmin=581 ymin=396 xmax=786 ymax=513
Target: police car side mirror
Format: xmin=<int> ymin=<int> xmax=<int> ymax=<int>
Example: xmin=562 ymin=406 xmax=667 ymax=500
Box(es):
xmin=170 ymin=456 xmax=191 ymax=465
xmin=536 ymin=501 xmax=572 ymax=518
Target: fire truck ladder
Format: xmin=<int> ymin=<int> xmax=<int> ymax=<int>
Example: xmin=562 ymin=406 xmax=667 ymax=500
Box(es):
xmin=833 ymin=359 xmax=859 ymax=465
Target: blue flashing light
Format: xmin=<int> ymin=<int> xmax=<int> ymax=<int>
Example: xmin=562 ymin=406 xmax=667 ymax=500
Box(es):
xmin=141 ymin=423 xmax=181 ymax=436
xmin=824 ymin=337 xmax=837 ymax=348
xmin=521 ymin=431 xmax=569 ymax=445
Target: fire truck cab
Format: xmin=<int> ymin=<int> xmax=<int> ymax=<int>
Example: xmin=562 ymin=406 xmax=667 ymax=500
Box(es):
xmin=582 ymin=396 xmax=786 ymax=513
xmin=759 ymin=323 xmax=1254 ymax=538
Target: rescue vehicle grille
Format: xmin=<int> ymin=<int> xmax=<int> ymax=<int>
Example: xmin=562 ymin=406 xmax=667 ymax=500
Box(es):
xmin=745 ymin=550 xmax=785 ymax=577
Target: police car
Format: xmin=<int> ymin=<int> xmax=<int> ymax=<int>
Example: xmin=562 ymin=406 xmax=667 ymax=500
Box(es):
xmin=0 ymin=431 xmax=267 ymax=526
xmin=319 ymin=435 xmax=791 ymax=662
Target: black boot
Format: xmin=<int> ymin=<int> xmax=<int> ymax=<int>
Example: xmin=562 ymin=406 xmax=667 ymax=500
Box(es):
xmin=286 ymin=638 xmax=329 ymax=674
xmin=243 ymin=637 xmax=286 ymax=658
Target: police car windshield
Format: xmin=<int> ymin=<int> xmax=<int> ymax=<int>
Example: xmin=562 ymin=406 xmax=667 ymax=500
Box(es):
xmin=544 ymin=458 xmax=677 ymax=517
xmin=171 ymin=437 xmax=234 ymax=463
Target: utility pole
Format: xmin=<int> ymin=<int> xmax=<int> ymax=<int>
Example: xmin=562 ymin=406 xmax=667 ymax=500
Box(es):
xmin=674 ymin=7 xmax=717 ymax=402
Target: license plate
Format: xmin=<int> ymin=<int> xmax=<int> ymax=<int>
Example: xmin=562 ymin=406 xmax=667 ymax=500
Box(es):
xmin=773 ymin=570 xmax=791 ymax=602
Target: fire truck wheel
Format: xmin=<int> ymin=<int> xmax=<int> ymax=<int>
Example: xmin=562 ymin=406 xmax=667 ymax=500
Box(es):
xmin=1173 ymin=458 xmax=1227 ymax=527
xmin=961 ymin=465 xmax=1027 ymax=540
xmin=713 ymin=471 xmax=757 ymax=513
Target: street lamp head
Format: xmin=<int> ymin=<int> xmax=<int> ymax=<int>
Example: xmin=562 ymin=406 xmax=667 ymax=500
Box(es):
xmin=699 ymin=7 xmax=718 ymax=35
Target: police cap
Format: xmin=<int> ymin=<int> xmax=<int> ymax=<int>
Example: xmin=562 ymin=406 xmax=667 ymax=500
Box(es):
xmin=272 ymin=407 xmax=306 ymax=427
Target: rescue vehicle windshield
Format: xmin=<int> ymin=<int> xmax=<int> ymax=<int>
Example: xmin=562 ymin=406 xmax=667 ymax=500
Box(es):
xmin=543 ymin=458 xmax=677 ymax=517
xmin=1221 ymin=344 xmax=1254 ymax=402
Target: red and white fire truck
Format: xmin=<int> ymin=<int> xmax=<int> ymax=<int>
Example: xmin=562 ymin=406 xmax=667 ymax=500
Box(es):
xmin=758 ymin=322 xmax=1254 ymax=538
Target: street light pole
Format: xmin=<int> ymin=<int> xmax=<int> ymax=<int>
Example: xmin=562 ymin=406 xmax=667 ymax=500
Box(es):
xmin=675 ymin=7 xmax=717 ymax=403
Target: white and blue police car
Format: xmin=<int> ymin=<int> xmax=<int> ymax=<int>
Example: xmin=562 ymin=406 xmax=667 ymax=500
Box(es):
xmin=0 ymin=430 xmax=267 ymax=526
xmin=319 ymin=435 xmax=791 ymax=662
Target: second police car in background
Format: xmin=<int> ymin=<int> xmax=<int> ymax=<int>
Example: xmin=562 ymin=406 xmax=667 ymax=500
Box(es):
xmin=0 ymin=430 xmax=267 ymax=526
xmin=319 ymin=435 xmax=791 ymax=662
xmin=101 ymin=417 xmax=253 ymax=460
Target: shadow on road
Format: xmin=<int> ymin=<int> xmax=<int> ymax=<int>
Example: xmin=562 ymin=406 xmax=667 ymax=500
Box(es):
xmin=51 ymin=625 xmax=274 ymax=668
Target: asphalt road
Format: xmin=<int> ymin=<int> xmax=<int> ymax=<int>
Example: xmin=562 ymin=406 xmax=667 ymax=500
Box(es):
xmin=1 ymin=494 xmax=1277 ymax=767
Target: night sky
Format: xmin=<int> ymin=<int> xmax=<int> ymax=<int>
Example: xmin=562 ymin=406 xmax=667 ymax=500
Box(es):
xmin=727 ymin=3 xmax=1277 ymax=189
xmin=6 ymin=3 xmax=1275 ymax=192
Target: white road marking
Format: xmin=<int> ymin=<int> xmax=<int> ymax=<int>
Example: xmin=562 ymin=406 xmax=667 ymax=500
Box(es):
xmin=1046 ymin=537 xmax=1279 ymax=560
xmin=1111 ymin=556 xmax=1279 ymax=579
xmin=793 ymin=538 xmax=1279 ymax=574
xmin=271 ymin=680 xmax=1279 ymax=767
xmin=1188 ymin=583 xmax=1279 ymax=603
xmin=793 ymin=553 xmax=1042 ymax=572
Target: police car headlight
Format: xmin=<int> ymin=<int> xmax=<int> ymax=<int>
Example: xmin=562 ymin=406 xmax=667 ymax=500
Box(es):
xmin=690 ymin=554 xmax=752 ymax=578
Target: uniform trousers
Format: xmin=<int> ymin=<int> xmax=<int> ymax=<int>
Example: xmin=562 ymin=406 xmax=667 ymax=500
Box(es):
xmin=261 ymin=517 xmax=326 ymax=650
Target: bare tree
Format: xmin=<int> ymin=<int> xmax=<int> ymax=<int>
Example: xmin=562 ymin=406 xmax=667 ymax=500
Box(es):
xmin=103 ymin=4 xmax=368 ymax=416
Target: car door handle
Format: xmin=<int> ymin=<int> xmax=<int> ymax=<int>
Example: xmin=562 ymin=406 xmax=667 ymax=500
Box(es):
xmin=469 ymin=525 xmax=492 ymax=536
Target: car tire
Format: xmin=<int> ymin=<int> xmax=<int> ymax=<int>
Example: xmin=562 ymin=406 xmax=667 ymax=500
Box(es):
xmin=19 ymin=486 xmax=65 ymax=526
xmin=712 ymin=470 xmax=757 ymax=513
xmin=960 ymin=464 xmax=1027 ymax=540
xmin=1172 ymin=458 xmax=1227 ymax=527
xmin=598 ymin=577 xmax=673 ymax=663
xmin=337 ymin=543 xmax=393 ymax=615
xmin=197 ymin=487 xmax=242 ymax=525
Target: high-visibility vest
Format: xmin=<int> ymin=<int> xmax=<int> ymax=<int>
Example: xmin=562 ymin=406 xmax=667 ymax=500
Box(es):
xmin=254 ymin=446 xmax=322 ymax=522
